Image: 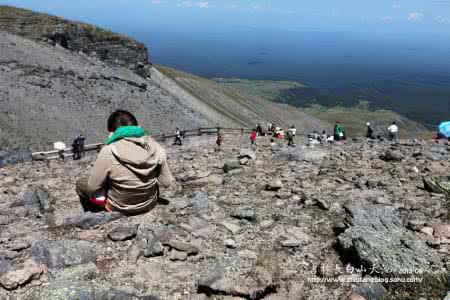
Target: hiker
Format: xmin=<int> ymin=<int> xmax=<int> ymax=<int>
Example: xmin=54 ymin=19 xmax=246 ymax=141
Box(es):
xmin=76 ymin=110 xmax=175 ymax=214
xmin=274 ymin=127 xmax=284 ymax=139
xmin=72 ymin=134 xmax=86 ymax=160
xmin=334 ymin=122 xmax=344 ymax=141
xmin=256 ymin=123 xmax=263 ymax=136
xmin=320 ymin=130 xmax=328 ymax=143
xmin=387 ymin=122 xmax=398 ymax=142
xmin=250 ymin=129 xmax=257 ymax=147
xmin=216 ymin=128 xmax=224 ymax=149
xmin=174 ymin=128 xmax=182 ymax=146
xmin=287 ymin=125 xmax=296 ymax=146
xmin=366 ymin=123 xmax=374 ymax=139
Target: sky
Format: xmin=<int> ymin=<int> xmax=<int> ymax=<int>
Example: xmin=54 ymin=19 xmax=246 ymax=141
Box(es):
xmin=2 ymin=0 xmax=450 ymax=36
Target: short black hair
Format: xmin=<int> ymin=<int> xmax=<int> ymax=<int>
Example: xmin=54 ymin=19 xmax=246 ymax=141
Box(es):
xmin=107 ymin=110 xmax=138 ymax=132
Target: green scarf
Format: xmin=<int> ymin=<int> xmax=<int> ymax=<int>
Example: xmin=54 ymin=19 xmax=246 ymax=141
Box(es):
xmin=105 ymin=126 xmax=146 ymax=145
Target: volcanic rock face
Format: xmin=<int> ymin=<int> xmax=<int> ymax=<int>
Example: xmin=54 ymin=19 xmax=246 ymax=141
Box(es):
xmin=0 ymin=6 xmax=149 ymax=72
xmin=0 ymin=135 xmax=449 ymax=299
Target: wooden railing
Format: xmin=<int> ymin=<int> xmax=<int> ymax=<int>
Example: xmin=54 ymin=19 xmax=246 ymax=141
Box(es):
xmin=31 ymin=127 xmax=255 ymax=161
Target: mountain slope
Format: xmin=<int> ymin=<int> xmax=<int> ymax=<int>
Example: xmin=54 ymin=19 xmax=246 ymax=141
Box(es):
xmin=157 ymin=66 xmax=324 ymax=130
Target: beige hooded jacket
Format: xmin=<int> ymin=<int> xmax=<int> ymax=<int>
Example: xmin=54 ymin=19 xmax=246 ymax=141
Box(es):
xmin=87 ymin=136 xmax=174 ymax=214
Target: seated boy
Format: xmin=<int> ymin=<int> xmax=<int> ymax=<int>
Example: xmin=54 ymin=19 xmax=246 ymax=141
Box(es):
xmin=76 ymin=110 xmax=174 ymax=215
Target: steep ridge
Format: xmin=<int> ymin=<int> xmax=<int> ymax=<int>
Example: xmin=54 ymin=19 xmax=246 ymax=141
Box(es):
xmin=0 ymin=5 xmax=150 ymax=76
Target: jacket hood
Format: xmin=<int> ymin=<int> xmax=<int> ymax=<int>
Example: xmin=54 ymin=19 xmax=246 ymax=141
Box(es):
xmin=110 ymin=136 xmax=162 ymax=176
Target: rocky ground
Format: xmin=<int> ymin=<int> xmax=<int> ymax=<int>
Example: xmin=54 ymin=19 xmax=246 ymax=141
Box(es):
xmin=0 ymin=135 xmax=449 ymax=300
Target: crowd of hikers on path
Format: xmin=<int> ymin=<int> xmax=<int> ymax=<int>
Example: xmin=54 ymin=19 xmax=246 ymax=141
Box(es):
xmin=67 ymin=121 xmax=412 ymax=160
xmin=56 ymin=109 xmax=450 ymax=218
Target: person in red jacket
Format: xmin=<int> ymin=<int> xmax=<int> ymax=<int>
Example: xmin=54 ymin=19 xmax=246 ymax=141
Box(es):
xmin=250 ymin=129 xmax=258 ymax=147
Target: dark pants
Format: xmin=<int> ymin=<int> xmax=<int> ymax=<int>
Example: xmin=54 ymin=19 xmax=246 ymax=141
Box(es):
xmin=76 ymin=177 xmax=106 ymax=212
xmin=174 ymin=137 xmax=182 ymax=145
xmin=288 ymin=137 xmax=294 ymax=146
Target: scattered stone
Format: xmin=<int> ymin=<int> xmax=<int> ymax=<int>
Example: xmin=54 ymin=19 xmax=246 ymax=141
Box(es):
xmin=0 ymin=259 xmax=43 ymax=290
xmin=239 ymin=149 xmax=256 ymax=160
xmin=107 ymin=224 xmax=138 ymax=241
xmin=31 ymin=280 xmax=160 ymax=300
xmin=31 ymin=240 xmax=96 ymax=269
xmin=353 ymin=284 xmax=386 ymax=300
xmin=223 ymin=160 xmax=241 ymax=173
xmin=407 ymin=219 xmax=426 ymax=231
xmin=265 ymin=180 xmax=283 ymax=191
xmin=381 ymin=150 xmax=404 ymax=162
xmin=433 ymin=224 xmax=450 ymax=238
xmin=128 ymin=242 xmax=144 ymax=263
xmin=316 ymin=257 xmax=337 ymax=277
xmin=165 ymin=240 xmax=199 ymax=255
xmin=240 ymin=158 xmax=249 ymax=165
xmin=260 ymin=219 xmax=274 ymax=229
xmin=191 ymin=192 xmax=209 ymax=210
xmin=275 ymin=191 xmax=291 ymax=199
xmin=144 ymin=233 xmax=164 ymax=258
xmin=281 ymin=239 xmax=301 ymax=248
xmin=226 ymin=168 xmax=243 ymax=176
xmin=232 ymin=208 xmax=256 ymax=222
xmin=420 ymin=227 xmax=434 ymax=236
xmin=64 ymin=212 xmax=123 ymax=230
xmin=221 ymin=222 xmax=241 ymax=235
xmin=315 ymin=198 xmax=330 ymax=210
xmin=0 ymin=258 xmax=11 ymax=273
xmin=198 ymin=256 xmax=276 ymax=299
xmin=0 ymin=216 xmax=10 ymax=225
xmin=186 ymin=175 xmax=223 ymax=187
xmin=8 ymin=241 xmax=31 ymax=252
xmin=51 ymin=262 xmax=98 ymax=282
xmin=169 ymin=249 xmax=187 ymax=261
xmin=224 ymin=239 xmax=236 ymax=249
xmin=0 ymin=249 xmax=20 ymax=259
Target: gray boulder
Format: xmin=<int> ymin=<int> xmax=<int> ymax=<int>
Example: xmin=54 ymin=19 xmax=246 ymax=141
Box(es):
xmin=223 ymin=160 xmax=241 ymax=173
xmin=108 ymin=224 xmax=138 ymax=241
xmin=64 ymin=212 xmax=123 ymax=229
xmin=144 ymin=232 xmax=163 ymax=258
xmin=239 ymin=149 xmax=256 ymax=160
xmin=31 ymin=240 xmax=96 ymax=269
xmin=191 ymin=192 xmax=209 ymax=210
xmin=12 ymin=187 xmax=51 ymax=213
xmin=31 ymin=280 xmax=160 ymax=300
xmin=381 ymin=150 xmax=404 ymax=162
xmin=339 ymin=206 xmax=443 ymax=275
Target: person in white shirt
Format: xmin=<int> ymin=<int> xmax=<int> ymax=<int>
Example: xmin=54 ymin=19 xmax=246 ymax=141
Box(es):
xmin=387 ymin=122 xmax=398 ymax=142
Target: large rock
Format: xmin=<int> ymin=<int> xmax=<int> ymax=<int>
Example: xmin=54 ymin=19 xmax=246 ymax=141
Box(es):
xmin=381 ymin=150 xmax=403 ymax=162
xmin=31 ymin=240 xmax=96 ymax=269
xmin=64 ymin=212 xmax=123 ymax=229
xmin=197 ymin=256 xmax=277 ymax=299
xmin=223 ymin=160 xmax=241 ymax=173
xmin=239 ymin=149 xmax=257 ymax=160
xmin=165 ymin=240 xmax=199 ymax=255
xmin=338 ymin=206 xmax=443 ymax=275
xmin=31 ymin=280 xmax=160 ymax=300
xmin=0 ymin=259 xmax=43 ymax=290
xmin=0 ymin=150 xmax=32 ymax=167
xmin=107 ymin=224 xmax=138 ymax=241
xmin=12 ymin=187 xmax=52 ymax=213
xmin=191 ymin=192 xmax=209 ymax=210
